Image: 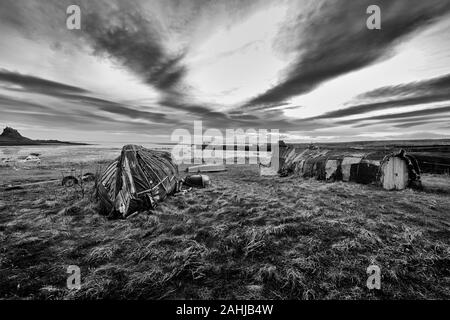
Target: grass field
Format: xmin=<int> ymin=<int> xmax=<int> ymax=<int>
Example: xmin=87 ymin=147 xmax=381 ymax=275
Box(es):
xmin=0 ymin=162 xmax=449 ymax=299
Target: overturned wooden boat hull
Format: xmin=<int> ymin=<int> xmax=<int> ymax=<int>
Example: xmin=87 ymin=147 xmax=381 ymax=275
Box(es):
xmin=260 ymin=142 xmax=421 ymax=190
xmin=97 ymin=145 xmax=179 ymax=218
xmin=186 ymin=164 xmax=226 ymax=173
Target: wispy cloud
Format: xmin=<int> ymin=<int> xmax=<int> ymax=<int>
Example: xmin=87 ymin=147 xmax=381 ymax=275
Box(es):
xmin=0 ymin=70 xmax=181 ymax=126
xmin=0 ymin=0 xmax=449 ymax=141
xmin=245 ymin=0 xmax=450 ymax=109
xmin=355 ymin=73 xmax=450 ymax=101
xmin=0 ymin=69 xmax=88 ymax=95
xmin=83 ymin=4 xmax=187 ymax=92
xmin=314 ymin=73 xmax=450 ymax=120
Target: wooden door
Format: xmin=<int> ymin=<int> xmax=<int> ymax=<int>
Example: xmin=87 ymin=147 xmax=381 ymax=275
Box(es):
xmin=382 ymin=157 xmax=409 ymax=190
xmin=393 ymin=157 xmax=409 ymax=190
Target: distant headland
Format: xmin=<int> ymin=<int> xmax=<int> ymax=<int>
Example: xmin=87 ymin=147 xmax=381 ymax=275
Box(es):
xmin=0 ymin=127 xmax=89 ymax=146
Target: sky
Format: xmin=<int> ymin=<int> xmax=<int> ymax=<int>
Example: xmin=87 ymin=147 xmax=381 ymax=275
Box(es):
xmin=0 ymin=0 xmax=450 ymax=143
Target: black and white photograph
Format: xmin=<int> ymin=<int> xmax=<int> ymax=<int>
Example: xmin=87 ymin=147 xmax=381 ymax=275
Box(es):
xmin=0 ymin=0 xmax=449 ymax=308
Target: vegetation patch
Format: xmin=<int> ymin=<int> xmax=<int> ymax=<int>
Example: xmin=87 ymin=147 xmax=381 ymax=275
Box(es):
xmin=1 ymin=164 xmax=449 ymax=299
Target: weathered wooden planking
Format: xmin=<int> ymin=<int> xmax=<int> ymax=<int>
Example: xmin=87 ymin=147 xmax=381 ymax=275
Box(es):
xmin=187 ymin=164 xmax=226 ymax=173
xmin=325 ymin=160 xmax=339 ymax=180
xmin=341 ymin=156 xmax=363 ymax=182
xmin=381 ymin=157 xmax=409 ymax=190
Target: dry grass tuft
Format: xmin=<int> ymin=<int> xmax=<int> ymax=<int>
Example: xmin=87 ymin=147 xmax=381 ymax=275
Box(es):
xmin=1 ymin=163 xmax=450 ymax=299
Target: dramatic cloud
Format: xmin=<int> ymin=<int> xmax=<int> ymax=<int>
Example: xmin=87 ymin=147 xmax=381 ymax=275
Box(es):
xmin=0 ymin=94 xmax=53 ymax=114
xmin=0 ymin=70 xmax=181 ymax=126
xmin=315 ymin=94 xmax=450 ymax=120
xmin=334 ymin=106 xmax=450 ymax=129
xmin=0 ymin=69 xmax=88 ymax=95
xmin=393 ymin=119 xmax=448 ymax=128
xmin=315 ymin=74 xmax=450 ymax=119
xmin=245 ymin=0 xmax=450 ymax=109
xmin=357 ymin=74 xmax=450 ymax=100
xmin=83 ymin=5 xmax=187 ymax=92
xmin=0 ymin=0 xmax=449 ymax=141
